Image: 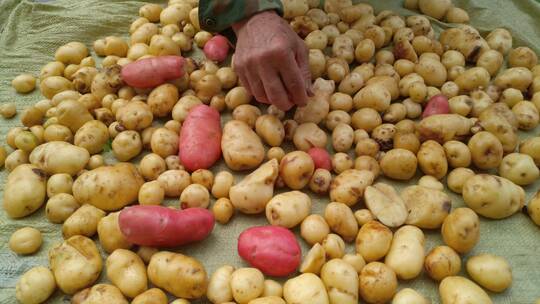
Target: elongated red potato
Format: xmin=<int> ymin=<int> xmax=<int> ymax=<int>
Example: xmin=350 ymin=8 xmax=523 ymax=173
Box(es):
xmin=308 ymin=147 xmax=332 ymax=170
xmin=118 ymin=206 xmax=214 ymax=247
xmin=203 ymin=35 xmax=230 ymax=62
xmin=179 ymin=105 xmax=222 ymax=171
xmin=423 ymin=94 xmax=450 ymax=118
xmin=121 ymin=55 xmax=185 ymax=88
xmin=238 ymin=226 xmax=301 ymax=277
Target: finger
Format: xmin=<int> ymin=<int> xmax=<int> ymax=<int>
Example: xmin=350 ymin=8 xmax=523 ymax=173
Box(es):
xmin=295 ymin=39 xmax=314 ymax=96
xmin=279 ymin=52 xmax=309 ymax=107
xmin=259 ymin=66 xmax=294 ymax=111
xmin=246 ymin=68 xmax=269 ymax=104
xmin=234 ymin=62 xmax=254 ymax=96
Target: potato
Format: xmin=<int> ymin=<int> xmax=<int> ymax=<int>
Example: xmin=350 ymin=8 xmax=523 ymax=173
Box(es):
xmin=356 ymin=220 xmax=393 ymax=262
xmin=330 ymin=169 xmax=374 ymax=206
xmin=322 ymin=233 xmax=345 ymax=259
xmin=229 ymin=268 xmax=265 ymax=304
xmin=309 ymin=49 xmax=327 ymax=79
xmin=28 ymin=141 xmax=88 ymax=176
xmin=233 ymin=104 xmax=261 ymax=128
xmin=139 ymin=153 xmax=166 ymax=181
xmin=49 ymin=236 xmax=102 ymax=294
xmin=454 ymin=67 xmax=490 ymax=93
xmin=256 ymin=115 xmax=285 ymax=147
xmin=293 ymin=122 xmax=328 ymax=151
xmin=279 ymin=151 xmax=315 ymax=190
xmin=210 ymin=171 xmax=234 ymax=199
xmin=508 ymin=46 xmax=538 ymax=69
xmin=466 ymin=254 xmax=512 ymax=293
xmin=115 ymin=101 xmax=153 ymax=131
xmin=379 ymin=148 xmax=417 ymax=180
xmin=157 ymin=169 xmax=191 ymax=197
xmin=45 ymin=193 xmax=80 ymax=224
xmin=353 ymin=84 xmax=391 ymax=112
xmin=446 ymin=167 xmax=475 ymax=194
xmin=528 ymin=190 xmax=540 ymax=226
xmin=463 ymin=174 xmax=525 ymax=219
xmin=16 ymin=266 xmax=56 ymax=304
xmin=299 ymin=243 xmax=326 ymax=274
xmin=172 ymin=96 xmax=202 ymax=123
xmin=12 ymin=73 xmax=36 ymax=93
xmin=323 ymin=202 xmax=358 ymax=242
xmin=74 ymin=120 xmax=109 ymax=155
xmin=442 ymin=140 xmax=471 ymax=168
xmin=512 ymin=100 xmax=539 ymax=130
xmin=138 ymin=181 xmax=165 ymax=206
xmin=3 ymin=164 xmax=46 ymax=218
xmin=467 ymin=131 xmax=503 ymax=170
xmin=147 ymin=251 xmax=207 ymax=299
xmin=321 ymin=259 xmax=358 ymax=304
xmin=520 ymin=137 xmax=540 ymax=166
xmin=151 ymin=128 xmax=178 ymax=158
xmin=385 ymin=226 xmax=425 ymax=280
xmin=364 ymin=183 xmax=408 ymax=228
xmin=56 ymin=100 xmax=93 ymax=133
xmin=9 ymin=227 xmax=42 ymax=255
xmin=4 ymin=149 xmax=29 ymax=172
xmin=499 ymin=153 xmax=539 ymax=186
xmin=283 ymin=273 xmax=329 ymax=304
xmin=392 ymin=288 xmax=430 ymax=304
xmin=180 ymin=184 xmax=210 ymax=209
xmin=359 ymin=262 xmax=397 ymax=304
xmin=425 ymin=245 xmax=461 ymax=281
xmin=439 ymin=276 xmax=492 ymax=304
xmin=266 ymin=191 xmax=311 ymax=228
xmin=131 ymin=288 xmax=167 ymax=304
xmin=486 ymin=28 xmax=512 ymax=55
xmin=230 ymin=159 xmax=278 ymax=214
xmin=73 ymin=163 xmax=144 ymax=211
xmin=300 ymin=214 xmax=330 ymax=245
xmin=91 ymin=65 xmax=123 ymax=101
xmin=478 ymin=103 xmax=519 ymax=153
xmin=494 ymin=67 xmax=533 ymax=92
xmin=205 ymin=266 xmax=235 ymax=304
xmin=63 ymin=204 xmax=106 ymax=238
xmin=146 ymin=83 xmax=178 ymax=117
xmin=248 ymin=297 xmax=285 ymax=304
xmin=418 ymin=114 xmax=472 ymax=143
xmin=55 ymin=42 xmax=88 ymax=64
xmin=441 ymin=208 xmax=479 ymax=254
xmin=72 ymin=284 xmax=128 ymax=304
xmin=222 ymin=120 xmax=264 ymax=170
xmin=106 ymin=249 xmax=148 ymax=298
xmin=476 ymin=50 xmax=503 ymax=76
xmin=332 ymin=153 xmax=352 ymax=174
xmin=402 ymin=185 xmax=452 ymax=229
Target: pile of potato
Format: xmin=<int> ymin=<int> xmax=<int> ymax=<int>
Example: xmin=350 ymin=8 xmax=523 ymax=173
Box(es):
xmin=2 ymin=0 xmax=540 ymax=303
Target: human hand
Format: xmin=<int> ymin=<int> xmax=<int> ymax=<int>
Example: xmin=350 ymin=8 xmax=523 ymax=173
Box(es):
xmin=232 ymin=10 xmax=311 ymax=111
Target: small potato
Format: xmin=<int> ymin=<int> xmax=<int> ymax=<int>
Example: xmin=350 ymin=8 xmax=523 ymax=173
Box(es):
xmin=49 ymin=236 xmax=103 ymax=294
xmin=106 ymin=249 xmax=148 ymax=298
xmin=500 ymin=88 xmax=524 ymax=108
xmin=279 ymin=151 xmax=315 ymax=190
xmin=330 ymin=169 xmax=374 ymax=206
xmin=266 ymin=191 xmax=311 ymax=228
xmin=104 ymin=36 xmax=128 ymax=57
xmin=74 ymin=120 xmax=109 ymax=155
xmin=3 ymin=164 xmax=46 ymax=218
xmin=441 ymin=208 xmax=480 ymax=254
xmin=5 ymin=149 xmax=29 ymax=172
xmin=468 ymin=131 xmax=503 ymax=169
xmin=486 ymin=28 xmax=512 ymax=55
xmin=338 ymin=72 xmax=363 ymax=95
xmin=139 ymin=3 xmax=162 ymax=22
xmin=499 ymin=153 xmax=539 ymax=186
xmin=148 ymin=84 xmax=179 ymax=117
xmin=230 ymin=268 xmax=265 ymax=304
xmin=211 ymin=171 xmax=234 ymax=199
xmin=16 ymin=266 xmax=56 ymax=304
xmin=233 ymin=104 xmax=261 ymax=128
xmin=354 ymin=209 xmax=374 ymax=226
xmin=415 ymin=58 xmax=447 ymax=87
xmin=207 ymin=265 xmax=234 ymax=303
xmin=330 ymin=92 xmax=353 ymax=111
xmin=322 ymin=233 xmax=345 ymax=259
xmin=443 ymin=140 xmax=471 ymax=168
xmin=454 ymin=67 xmax=490 ymax=93
xmin=131 ymin=288 xmax=167 ymax=304
xmin=527 ymin=191 xmax=540 ymax=226
xmin=494 ymin=67 xmax=533 ymax=92
xmin=417 ymin=140 xmax=448 ymax=179
xmin=45 ymin=193 xmax=80 ymax=224
xmin=309 ymin=168 xmax=332 ymax=195
xmin=331 ymin=152 xmax=353 ymax=174
xmin=439 ymin=276 xmax=492 ymax=304
xmin=139 ymin=181 xmax=165 ymax=205
xmin=55 ymin=42 xmax=88 ymax=64
xmin=520 ymin=137 xmax=540 ymax=166
xmin=425 ymin=245 xmax=461 ymax=281
xmin=283 ymin=273 xmax=329 ymax=304
xmin=512 ymin=100 xmax=539 ymax=130
xmin=301 ymin=214 xmax=330 ymax=246
xmin=332 ymin=123 xmax=354 ymax=153
xmin=403 ymin=99 xmax=422 ymax=119
xmin=212 ymin=198 xmax=234 ymax=224
xmin=151 ymin=128 xmax=179 ymax=158
xmin=477 ymin=50 xmax=503 ymax=76
xmin=116 ymin=101 xmax=153 ymax=131
xmin=40 ymin=76 xmax=74 ymax=99
xmin=392 ymin=288 xmax=430 ymax=304
xmin=447 ymin=167 xmax=475 ymax=194
xmin=180 ymin=184 xmax=210 ymax=209
xmin=324 ymin=202 xmax=358 ymax=242
xmin=463 ymin=174 xmax=525 ymax=219
xmin=384 ymin=225 xmax=425 ymax=280
xmin=63 ymin=204 xmax=106 ymax=238
xmin=262 ymin=280 xmax=283 ymax=298
xmin=354 ymin=156 xmax=380 ymax=178
xmin=466 ymin=254 xmax=512 ymax=293
xmin=112 ymin=130 xmax=142 ymax=161
xmin=148 ymin=251 xmax=207 ymax=299
xmin=359 ymin=262 xmax=397 ymax=304
xmin=305 ymin=30 xmax=329 ymax=50
xmin=353 ymin=84 xmax=391 ymax=112
xmin=402 ymin=185 xmax=451 ymax=229
xmin=12 ymin=73 xmax=36 ymax=93
xmin=131 ymin=23 xmax=159 ymax=44
xmin=222 ymin=120 xmax=264 ymax=171
xmin=0 ymin=102 xmax=17 ymax=118
xmin=139 ymin=153 xmax=167 ymax=181
xmin=380 ymin=148 xmax=417 ymax=180
xmin=393 ymin=132 xmax=420 ymax=154
xmin=9 ymin=227 xmax=42 ymax=255
xmin=293 ymin=122 xmax=328 ymax=151
xmin=97 ymin=212 xmax=132 ymax=254
xmin=321 ymin=259 xmax=359 ymax=304
xmin=300 ymin=243 xmax=326 ymax=275
xmin=351 ymin=108 xmax=381 ymax=132
xmin=256 ymin=115 xmax=284 ymax=147
xmin=356 ymin=220 xmax=393 ymax=262
xmin=508 ymin=47 xmax=538 ymax=69
xmin=14 ymin=131 xmax=39 ymax=153
xmin=172 ymin=95 xmax=203 ymax=123
xmin=267 ymin=147 xmax=285 ymax=162
xmin=364 ymin=183 xmax=408 ymax=228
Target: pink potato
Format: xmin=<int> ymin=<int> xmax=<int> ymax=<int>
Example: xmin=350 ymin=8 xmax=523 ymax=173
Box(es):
xmin=179 ymin=105 xmax=222 ymax=172
xmin=423 ymin=94 xmax=450 ymax=118
xmin=121 ymin=55 xmax=185 ymax=88
xmin=203 ymin=35 xmax=230 ymax=62
xmin=307 ymin=147 xmax=332 ymax=170
xmin=238 ymin=226 xmax=301 ymax=277
xmin=118 ymin=205 xmax=214 ymax=247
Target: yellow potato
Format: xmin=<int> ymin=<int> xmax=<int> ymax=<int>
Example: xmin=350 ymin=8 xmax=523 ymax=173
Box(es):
xmin=401 ymin=185 xmax=451 ymax=229
xmin=266 ymin=191 xmax=311 ymax=228
xmin=392 ymin=288 xmax=430 ymax=304
xmin=364 ymin=183 xmax=408 ymax=228
xmin=466 ymin=254 xmax=512 ymax=292
xmin=385 ymin=226 xmax=425 ymax=280
xmin=324 ymin=202 xmax=358 ymax=242
xmin=207 ymin=265 xmax=234 ymax=304
xmin=131 ymin=288 xmax=167 ymax=304
xmin=230 ymin=268 xmax=265 ymax=304
xmin=97 ymin=212 xmax=132 ymax=253
xmin=441 ymin=208 xmax=480 ymax=254
xmin=62 ymin=204 xmax=105 ymax=238
xmin=330 ymin=169 xmax=374 ymax=206
xmin=72 ymin=284 xmax=128 ymax=304
xmin=9 ymin=227 xmax=42 ymax=255
xmin=283 ymin=273 xmax=329 ymax=304
xmin=230 ymin=159 xmax=278 ymax=214
xmin=29 ymin=141 xmax=89 ymax=175
xmin=439 ymin=276 xmax=492 ymax=304
xmin=106 ymin=249 xmax=148 ymax=298
xmin=299 ymin=243 xmax=326 ymax=274
xmin=359 ymin=262 xmax=397 ymax=304
xmin=279 ymin=151 xmax=315 ymax=190
xmin=16 ymin=266 xmax=56 ymax=304
xmin=355 ymin=220 xmax=393 ymax=262
xmin=222 ymin=120 xmax=265 ymax=170
xmin=3 ymin=164 xmax=47 ymax=218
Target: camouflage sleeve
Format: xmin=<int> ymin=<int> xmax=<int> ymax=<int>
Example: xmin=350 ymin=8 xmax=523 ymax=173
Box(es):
xmin=199 ymin=0 xmax=284 ymax=33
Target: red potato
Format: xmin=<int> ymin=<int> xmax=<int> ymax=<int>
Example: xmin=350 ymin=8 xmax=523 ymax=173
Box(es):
xmin=118 ymin=205 xmax=214 ymax=247
xmin=238 ymin=226 xmax=301 ymax=277
xmin=307 ymin=147 xmax=332 ymax=170
xmin=179 ymin=105 xmax=222 ymax=172
xmin=203 ymin=35 xmax=230 ymax=62
xmin=423 ymin=94 xmax=450 ymax=118
xmin=121 ymin=55 xmax=185 ymax=88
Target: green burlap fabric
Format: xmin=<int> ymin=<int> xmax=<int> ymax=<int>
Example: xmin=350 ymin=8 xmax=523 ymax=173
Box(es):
xmin=0 ymin=0 xmax=539 ymax=303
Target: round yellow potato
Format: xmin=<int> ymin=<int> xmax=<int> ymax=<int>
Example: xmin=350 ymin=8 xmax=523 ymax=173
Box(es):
xmin=62 ymin=204 xmax=105 ymax=238
xmin=321 ymin=259 xmax=358 ymax=304
xmin=446 ymin=167 xmax=475 ymax=194
xmin=97 ymin=212 xmax=132 ymax=253
xmin=279 ymin=151 xmax=315 ymax=190
xmin=12 ymin=74 xmax=36 ymax=93
xmin=425 ymin=245 xmax=461 ymax=281
xmin=72 ymin=284 xmax=128 ymax=304
xmin=392 ymin=288 xmax=430 ymax=304
xmin=45 ymin=193 xmax=80 ymax=224
xmin=439 ymin=276 xmax=492 ymax=304
xmin=359 ymin=262 xmax=397 ymax=304
xmin=180 ymin=184 xmax=210 ymax=209
xmin=324 ymin=202 xmax=358 ymax=242
xmin=355 ymin=220 xmax=393 ymax=262
xmin=3 ymin=164 xmax=47 ymax=218
xmin=380 ymin=148 xmax=417 ymax=180
xmin=16 ymin=266 xmax=56 ymax=304
xmin=300 ymin=214 xmax=330 ymax=246
xmin=230 ymin=268 xmax=265 ymax=304
xmin=441 ymin=208 xmax=480 ymax=254
xmin=266 ymin=191 xmax=312 ymax=228
xmin=106 ymin=249 xmax=148 ymax=298
xmin=322 ymin=233 xmax=345 ymax=259
xmin=207 ymin=265 xmax=234 ymax=303
xmin=466 ymin=254 xmax=512 ymax=293
xmin=283 ymin=273 xmax=329 ymax=304
xmin=499 ymin=153 xmax=540 ymax=186
xmin=385 ymin=225 xmax=425 ymax=280
xmin=9 ymin=227 xmax=42 ymax=255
